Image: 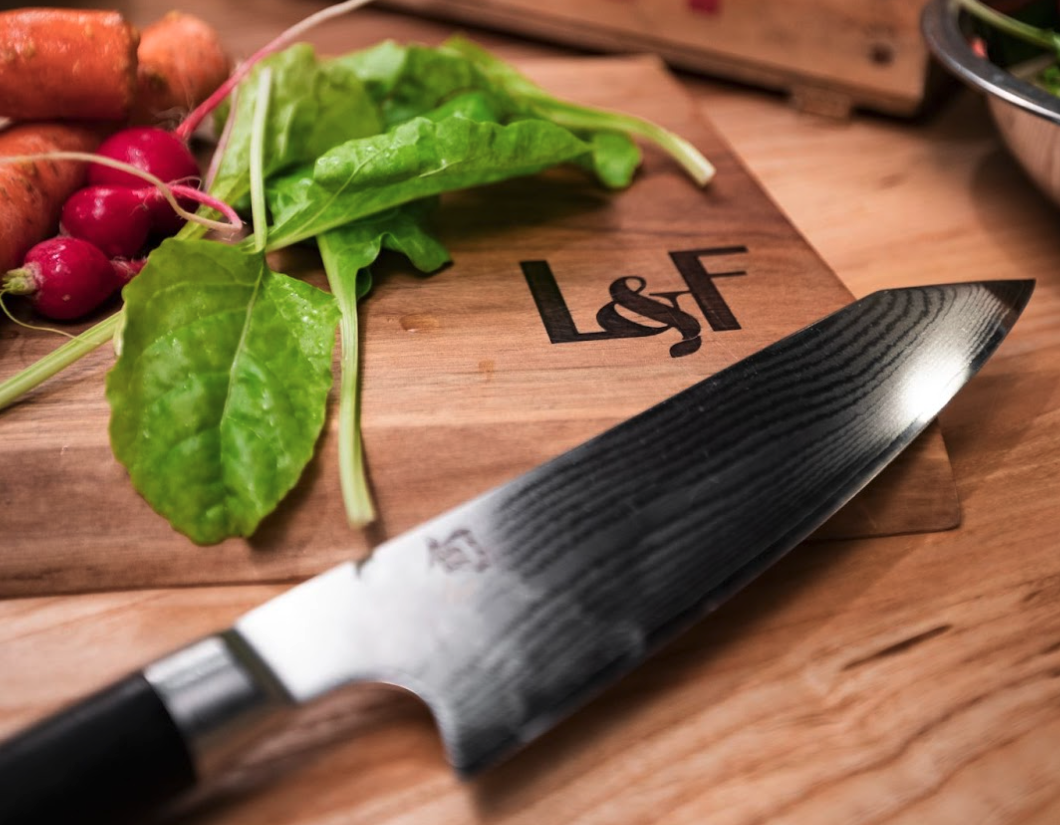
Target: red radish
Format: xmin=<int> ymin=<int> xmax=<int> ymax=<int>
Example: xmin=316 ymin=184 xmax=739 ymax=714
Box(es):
xmin=2 ymin=237 xmax=115 ymax=320
xmin=89 ymin=126 xmax=200 ymax=234
xmin=88 ymin=127 xmax=199 ymax=189
xmin=111 ymin=257 xmax=146 ymax=287
xmin=142 ymin=187 xmax=195 ymax=236
xmin=60 ymin=185 xmax=152 ymax=258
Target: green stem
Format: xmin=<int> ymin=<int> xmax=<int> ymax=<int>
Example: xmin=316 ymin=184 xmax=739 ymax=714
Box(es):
xmin=249 ymin=67 xmax=273 ymax=253
xmin=537 ymin=101 xmax=715 ymax=186
xmin=955 ymin=0 xmax=1056 ymax=50
xmin=0 ymin=311 xmax=122 ymax=411
xmin=318 ymin=234 xmax=376 ymax=527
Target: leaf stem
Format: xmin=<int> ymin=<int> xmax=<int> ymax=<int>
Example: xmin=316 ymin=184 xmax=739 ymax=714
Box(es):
xmin=955 ymin=0 xmax=1057 ymax=50
xmin=318 ymin=234 xmax=376 ymax=527
xmin=249 ymin=67 xmax=273 ymax=253
xmin=533 ymin=102 xmax=715 ymax=186
xmin=175 ymin=0 xmax=378 ymax=141
xmin=0 ymin=311 xmax=122 ymax=411
xmin=204 ymin=83 xmax=240 ymax=192
xmin=0 ymin=152 xmax=243 ymax=234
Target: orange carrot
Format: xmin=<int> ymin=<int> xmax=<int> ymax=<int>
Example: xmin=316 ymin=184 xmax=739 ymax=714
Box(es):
xmin=0 ymin=122 xmax=102 ymax=272
xmin=130 ymin=11 xmax=231 ymax=128
xmin=0 ymin=9 xmax=139 ymax=122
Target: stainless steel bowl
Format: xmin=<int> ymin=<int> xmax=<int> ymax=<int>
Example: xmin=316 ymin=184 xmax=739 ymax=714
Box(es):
xmin=922 ymin=0 xmax=1060 ymax=206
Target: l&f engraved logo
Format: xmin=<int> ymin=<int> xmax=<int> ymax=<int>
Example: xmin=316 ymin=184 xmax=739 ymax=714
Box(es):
xmin=427 ymin=528 xmax=492 ymax=573
xmin=522 ymin=246 xmax=748 ymax=358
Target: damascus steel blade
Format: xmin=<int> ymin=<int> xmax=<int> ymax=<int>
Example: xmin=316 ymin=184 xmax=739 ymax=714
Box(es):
xmin=233 ymin=280 xmax=1033 ymax=775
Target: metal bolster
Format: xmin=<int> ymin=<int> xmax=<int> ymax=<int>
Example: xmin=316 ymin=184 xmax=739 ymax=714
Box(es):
xmin=143 ymin=632 xmax=291 ymax=777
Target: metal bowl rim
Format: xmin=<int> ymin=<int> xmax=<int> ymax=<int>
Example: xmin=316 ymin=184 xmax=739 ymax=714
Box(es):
xmin=921 ymin=0 xmax=1060 ymax=126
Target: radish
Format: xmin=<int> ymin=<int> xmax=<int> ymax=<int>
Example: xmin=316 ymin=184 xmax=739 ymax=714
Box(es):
xmin=111 ymin=257 xmax=146 ymax=287
xmin=89 ymin=126 xmax=199 ymax=189
xmin=60 ymin=185 xmax=153 ymax=258
xmin=88 ymin=126 xmax=200 ymax=235
xmin=141 ymin=186 xmax=196 ymax=236
xmin=2 ymin=237 xmax=116 ymax=320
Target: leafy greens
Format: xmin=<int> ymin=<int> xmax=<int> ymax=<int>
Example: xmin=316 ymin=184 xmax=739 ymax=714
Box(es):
xmin=106 ymin=239 xmax=340 ymax=545
xmin=317 ymin=200 xmax=450 ymax=526
xmin=958 ymin=0 xmax=1060 ymax=93
xmin=96 ymin=37 xmax=714 ymax=544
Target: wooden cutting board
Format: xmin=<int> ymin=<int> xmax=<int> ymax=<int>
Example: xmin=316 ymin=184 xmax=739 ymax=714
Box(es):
xmin=0 ymin=56 xmax=959 ymax=597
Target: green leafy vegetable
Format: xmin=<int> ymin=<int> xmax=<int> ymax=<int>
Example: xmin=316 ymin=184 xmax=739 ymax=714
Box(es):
xmin=334 ymin=40 xmax=513 ymax=127
xmin=441 ymin=36 xmax=710 ymax=185
xmin=415 ymin=90 xmax=504 ymax=124
xmin=581 ymin=132 xmax=642 ymax=190
xmin=1039 ymin=63 xmax=1060 ymax=95
xmin=318 ymin=201 xmax=450 ymax=526
xmin=265 ymin=115 xmax=593 ymax=249
xmin=336 ymin=39 xmax=680 ymax=186
xmin=0 ymin=30 xmax=717 ymax=545
xmin=209 ymin=44 xmax=383 ymax=209
xmin=958 ymin=0 xmax=1060 ymax=87
xmin=106 ymin=239 xmax=340 ymax=544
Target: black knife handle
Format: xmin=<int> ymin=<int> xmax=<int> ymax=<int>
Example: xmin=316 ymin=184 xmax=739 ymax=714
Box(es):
xmin=0 ymin=672 xmax=196 ymax=825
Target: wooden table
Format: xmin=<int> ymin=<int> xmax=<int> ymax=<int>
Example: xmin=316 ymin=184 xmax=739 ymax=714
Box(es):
xmin=3 ymin=1 xmax=1060 ymax=822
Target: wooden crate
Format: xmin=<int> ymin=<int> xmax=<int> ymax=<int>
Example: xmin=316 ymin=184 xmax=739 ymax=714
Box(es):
xmin=383 ymin=0 xmax=940 ymax=117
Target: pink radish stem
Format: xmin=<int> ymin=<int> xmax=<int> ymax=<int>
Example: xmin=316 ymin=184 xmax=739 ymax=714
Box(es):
xmin=204 ymin=83 xmax=240 ymax=190
xmin=174 ymin=0 xmax=377 ymax=141
xmin=0 ymin=152 xmax=242 ymax=234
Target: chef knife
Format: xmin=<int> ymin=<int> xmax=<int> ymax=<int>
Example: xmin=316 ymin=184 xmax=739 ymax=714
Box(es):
xmin=0 ymin=279 xmax=1033 ymax=825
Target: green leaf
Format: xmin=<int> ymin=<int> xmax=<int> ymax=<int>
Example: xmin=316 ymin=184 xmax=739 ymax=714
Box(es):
xmin=441 ymin=36 xmax=713 ymax=186
xmin=580 ymin=131 xmax=642 ymax=190
xmin=106 ymin=238 xmax=340 ymax=545
xmin=1038 ymin=62 xmax=1060 ymax=95
xmin=317 ymin=202 xmax=449 ymax=528
xmin=440 ymin=36 xmax=550 ymax=107
xmin=336 ymin=39 xmax=643 ymax=180
xmin=210 ymin=44 xmax=384 ymax=207
xmin=320 ymin=200 xmax=451 ymax=279
xmin=265 ymin=116 xmax=591 ymax=249
xmin=333 ymin=41 xmax=514 ymax=127
xmin=415 ymin=90 xmax=503 ymax=125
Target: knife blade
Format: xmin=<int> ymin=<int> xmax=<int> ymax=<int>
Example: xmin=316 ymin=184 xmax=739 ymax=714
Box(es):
xmin=0 ymin=279 xmax=1033 ymax=825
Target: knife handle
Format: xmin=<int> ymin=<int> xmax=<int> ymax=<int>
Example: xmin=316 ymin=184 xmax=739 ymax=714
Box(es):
xmin=0 ymin=672 xmax=196 ymax=825
xmin=0 ymin=633 xmax=288 ymax=825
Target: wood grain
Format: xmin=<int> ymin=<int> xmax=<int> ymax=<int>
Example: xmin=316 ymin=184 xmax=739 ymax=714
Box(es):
xmin=3 ymin=3 xmax=1060 ymax=824
xmin=0 ymin=51 xmax=956 ymax=596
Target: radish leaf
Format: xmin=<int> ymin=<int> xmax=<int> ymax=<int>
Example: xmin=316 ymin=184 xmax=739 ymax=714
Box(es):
xmin=265 ymin=115 xmax=591 ymax=249
xmin=209 ymin=44 xmax=383 ymax=209
xmin=336 ymin=39 xmax=694 ymax=185
xmin=107 ymin=238 xmax=340 ymax=545
xmin=318 ymin=201 xmax=449 ymax=527
xmin=442 ymin=36 xmax=712 ymax=186
xmin=334 ymin=40 xmax=516 ymax=128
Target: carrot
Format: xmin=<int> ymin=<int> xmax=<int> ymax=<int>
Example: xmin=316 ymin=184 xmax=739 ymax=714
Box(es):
xmin=130 ymin=12 xmax=231 ymax=128
xmin=0 ymin=9 xmax=139 ymax=122
xmin=0 ymin=122 xmax=102 ymax=272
